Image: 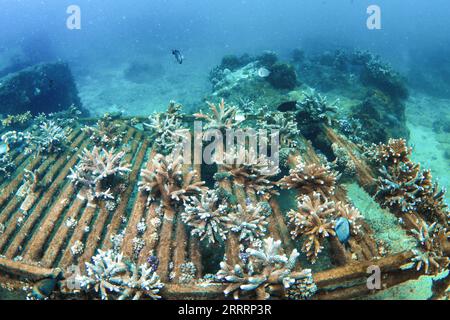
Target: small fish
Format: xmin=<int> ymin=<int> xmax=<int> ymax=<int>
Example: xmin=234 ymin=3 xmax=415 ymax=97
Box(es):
xmin=335 ymin=217 xmax=351 ymax=244
xmin=172 ymin=49 xmax=184 ymax=64
xmin=277 ymin=101 xmax=297 ymax=112
xmin=0 ymin=143 xmax=9 ymax=155
xmin=235 ymin=113 xmax=246 ymax=122
xmin=257 ymin=67 xmax=271 ymax=78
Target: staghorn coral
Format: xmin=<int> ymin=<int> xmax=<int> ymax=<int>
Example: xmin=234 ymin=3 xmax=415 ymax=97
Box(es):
xmin=369 ymin=138 xmax=411 ymax=166
xmin=75 ymin=249 xmax=164 ymax=300
xmin=181 ymin=190 xmax=231 ymax=244
xmin=331 ymin=142 xmax=356 ymax=178
xmin=138 ymin=152 xmax=206 ymax=206
xmin=1 ymin=111 xmax=32 ymax=129
xmin=423 ymin=186 xmax=449 ymax=223
xmin=25 ymin=120 xmax=69 ymax=154
xmin=75 ymin=249 xmax=163 ymax=300
xmin=226 ymin=203 xmax=270 ymax=244
xmin=118 ymin=262 xmax=164 ymax=300
xmin=375 ymin=162 xmax=425 ymax=214
xmin=132 ymin=237 xmax=145 ymax=259
xmin=77 ymin=249 xmax=128 ymax=300
xmin=1 ymin=130 xmax=26 ymax=147
xmin=374 ymin=140 xmax=449 ymax=225
xmin=287 ymin=192 xmax=336 ymax=263
xmin=414 ymin=171 xmax=449 ymax=225
xmin=68 ymin=147 xmax=131 ymax=203
xmin=17 ymin=169 xmax=40 ymax=196
xmin=278 ymin=157 xmax=338 ymax=198
xmin=0 ymin=153 xmax=14 ymax=178
xmin=136 ymin=218 xmax=147 ymax=235
xmin=82 ymin=114 xmax=125 ymax=148
xmin=35 ymin=105 xmax=82 ymax=129
xmin=143 ymin=102 xmax=186 ymax=153
xmin=257 ymin=111 xmax=300 ymax=148
xmin=335 ymin=202 xmax=364 ymax=236
xmin=410 ymin=221 xmax=449 ymax=275
xmin=194 ymin=99 xmax=241 ymax=130
xmin=296 ymin=90 xmax=338 ymax=126
xmin=217 ymin=237 xmax=315 ymax=300
xmin=238 ymin=97 xmax=256 ymax=114
xmin=219 ymin=147 xmax=279 ymax=198
xmin=284 ymin=268 xmax=317 ymax=300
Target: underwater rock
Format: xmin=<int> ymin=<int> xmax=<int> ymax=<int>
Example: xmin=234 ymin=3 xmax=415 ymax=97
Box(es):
xmin=267 ymin=62 xmax=298 ymax=90
xmin=291 ymin=49 xmax=305 ymax=64
xmin=0 ymin=62 xmax=85 ymax=116
xmin=256 ymin=50 xmax=278 ymax=68
xmin=360 ymin=58 xmax=409 ymax=101
xmin=351 ymin=89 xmax=409 ymax=143
xmin=277 ymin=101 xmax=297 ymax=112
xmin=220 ymin=54 xmax=252 ymax=71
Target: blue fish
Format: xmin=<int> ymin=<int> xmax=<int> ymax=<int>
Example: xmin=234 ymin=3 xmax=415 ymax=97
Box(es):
xmin=335 ymin=217 xmax=351 ymax=244
xmin=0 ymin=143 xmax=9 ymax=155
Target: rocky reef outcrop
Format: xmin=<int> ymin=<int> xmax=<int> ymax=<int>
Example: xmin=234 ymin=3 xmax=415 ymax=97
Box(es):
xmin=290 ymin=49 xmax=410 ymax=143
xmin=207 ymin=49 xmax=410 ymax=146
xmin=0 ymin=62 xmax=84 ymax=116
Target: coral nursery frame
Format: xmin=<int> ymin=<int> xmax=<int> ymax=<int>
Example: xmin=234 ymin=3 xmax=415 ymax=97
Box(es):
xmin=0 ymin=116 xmax=448 ymax=300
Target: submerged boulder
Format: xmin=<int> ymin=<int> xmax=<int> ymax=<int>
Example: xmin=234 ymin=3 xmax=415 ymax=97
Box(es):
xmin=0 ymin=62 xmax=84 ymax=116
xmin=267 ymin=62 xmax=298 ymax=90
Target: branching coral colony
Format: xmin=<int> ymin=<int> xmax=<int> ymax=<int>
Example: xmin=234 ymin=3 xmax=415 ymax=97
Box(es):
xmin=217 ymin=237 xmax=316 ymax=300
xmin=194 ymin=99 xmax=241 ymax=130
xmin=74 ymin=249 xmax=163 ymax=300
xmin=68 ymin=147 xmax=131 ymax=206
xmin=181 ymin=190 xmax=232 ymax=244
xmin=278 ymin=157 xmax=338 ymax=198
xmin=369 ymin=138 xmax=450 ymax=275
xmin=278 ymin=156 xmax=363 ymax=263
xmin=296 ymin=90 xmax=339 ymax=127
xmin=82 ymin=113 xmax=125 ymax=149
xmin=218 ymin=147 xmax=280 ymax=200
xmin=138 ymin=152 xmax=206 ymax=207
xmin=1 ymin=109 xmax=76 ymax=158
xmin=143 ymin=101 xmax=186 ymax=154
